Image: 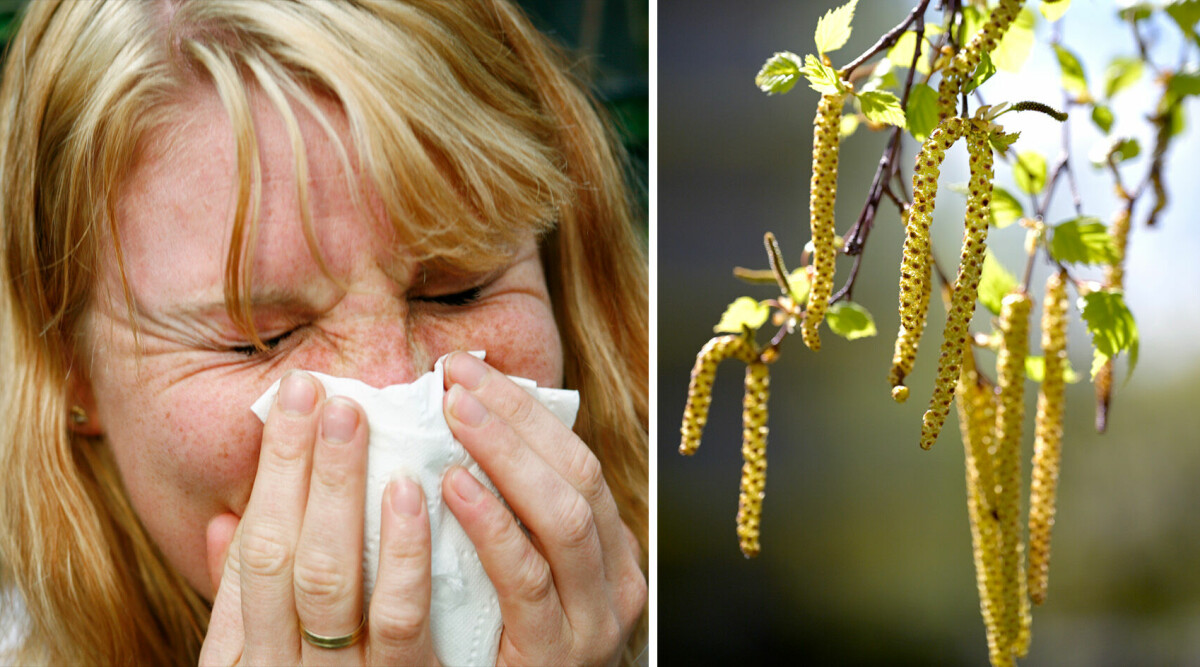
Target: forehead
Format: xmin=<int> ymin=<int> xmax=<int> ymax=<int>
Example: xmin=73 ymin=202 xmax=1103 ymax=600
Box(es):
xmin=110 ymin=86 xmax=395 ymax=311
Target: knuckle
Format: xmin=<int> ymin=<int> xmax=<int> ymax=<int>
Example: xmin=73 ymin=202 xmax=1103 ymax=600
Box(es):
xmin=239 ymin=525 xmax=292 ymax=579
xmin=292 ymin=550 xmax=354 ymax=604
xmin=553 ymin=493 xmax=596 ymax=552
xmin=565 ymin=444 xmax=607 ymax=505
xmin=510 ymin=551 xmax=554 ymax=605
xmin=369 ymin=602 xmax=427 ymax=647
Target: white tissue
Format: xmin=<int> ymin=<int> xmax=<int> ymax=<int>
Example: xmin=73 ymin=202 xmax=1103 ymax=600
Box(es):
xmin=250 ymin=352 xmax=580 ymax=667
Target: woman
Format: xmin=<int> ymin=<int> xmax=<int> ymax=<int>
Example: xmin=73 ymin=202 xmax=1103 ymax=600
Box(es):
xmin=0 ymin=1 xmax=648 ymax=665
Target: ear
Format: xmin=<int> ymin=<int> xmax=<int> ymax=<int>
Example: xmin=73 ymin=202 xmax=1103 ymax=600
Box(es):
xmin=67 ymin=364 xmax=103 ymax=437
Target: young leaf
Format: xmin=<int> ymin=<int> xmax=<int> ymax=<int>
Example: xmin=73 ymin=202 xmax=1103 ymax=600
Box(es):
xmin=1014 ymin=150 xmax=1048 ymax=194
xmin=905 ymin=83 xmax=939 ymax=141
xmin=1040 ymin=0 xmax=1072 ymax=22
xmin=1091 ymin=104 xmax=1115 ymax=133
xmin=992 ymin=7 xmax=1037 ymax=72
xmin=840 ymin=114 xmax=860 ymax=137
xmin=1053 ymin=44 xmax=1089 ymax=96
xmin=963 ymin=50 xmax=997 ymax=94
xmin=1104 ymin=56 xmax=1144 ymax=98
xmin=1049 ymin=217 xmax=1119 ymax=265
xmin=801 ymin=54 xmax=845 ymax=95
xmin=887 ymin=25 xmax=942 ymax=75
xmin=1088 ymin=135 xmax=1140 ymax=166
xmin=978 ymin=252 xmax=1018 ymax=315
xmin=825 ymin=301 xmax=877 ymax=340
xmin=787 ymin=267 xmax=812 ymax=306
xmin=990 ymin=186 xmax=1025 ymax=228
xmin=815 ymin=0 xmax=858 ymax=55
xmin=989 ymin=130 xmax=1021 ymax=153
xmin=714 ymin=297 xmax=770 ymax=334
xmin=1079 ymin=289 xmax=1139 ymax=375
xmin=857 ymin=90 xmax=906 ymax=127
xmin=1026 ymin=355 xmax=1081 ymax=383
xmin=1167 ymin=69 xmax=1200 ymax=98
xmin=1166 ymin=0 xmax=1200 ymax=41
xmin=756 ymin=51 xmax=805 ymax=95
xmin=1118 ymin=2 xmax=1155 ymax=21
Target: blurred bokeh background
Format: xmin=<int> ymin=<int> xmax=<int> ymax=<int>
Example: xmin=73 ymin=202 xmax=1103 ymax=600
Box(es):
xmin=658 ymin=1 xmax=1200 ymax=665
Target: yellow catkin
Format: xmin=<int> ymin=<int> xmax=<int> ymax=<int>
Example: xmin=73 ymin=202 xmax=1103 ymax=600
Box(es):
xmin=891 ymin=119 xmax=967 ymax=398
xmin=994 ymin=290 xmax=1032 ymax=662
xmin=936 ymin=0 xmax=1027 ymax=120
xmin=802 ymin=91 xmax=847 ymax=351
xmin=920 ymin=123 xmax=994 ymax=449
xmin=680 ymin=335 xmax=757 ymax=455
xmin=737 ymin=361 xmax=770 ymax=558
xmin=957 ymin=346 xmax=1009 ymax=666
xmin=1028 ymin=271 xmax=1068 ymax=606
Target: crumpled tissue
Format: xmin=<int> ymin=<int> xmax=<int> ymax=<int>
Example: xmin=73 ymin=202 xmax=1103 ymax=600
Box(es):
xmin=250 ymin=352 xmax=580 ymax=667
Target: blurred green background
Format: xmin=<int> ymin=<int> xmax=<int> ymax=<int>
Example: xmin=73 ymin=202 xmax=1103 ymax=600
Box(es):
xmin=658 ymin=1 xmax=1200 ymax=665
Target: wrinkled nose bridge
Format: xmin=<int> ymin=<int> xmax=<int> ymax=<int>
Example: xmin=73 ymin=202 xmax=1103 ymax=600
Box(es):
xmin=322 ymin=297 xmax=430 ymax=388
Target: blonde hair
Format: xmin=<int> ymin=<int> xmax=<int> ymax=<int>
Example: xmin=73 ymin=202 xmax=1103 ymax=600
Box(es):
xmin=0 ymin=1 xmax=648 ymax=664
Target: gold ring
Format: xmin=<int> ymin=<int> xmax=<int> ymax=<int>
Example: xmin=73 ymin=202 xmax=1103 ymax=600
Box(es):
xmin=300 ymin=615 xmax=367 ymax=650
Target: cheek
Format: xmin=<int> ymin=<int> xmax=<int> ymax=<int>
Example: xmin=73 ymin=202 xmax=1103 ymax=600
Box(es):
xmin=97 ymin=371 xmax=266 ymax=597
xmin=419 ymin=299 xmax=563 ymax=388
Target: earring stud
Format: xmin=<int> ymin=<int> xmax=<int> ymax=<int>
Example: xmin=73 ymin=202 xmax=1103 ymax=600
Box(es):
xmin=70 ymin=405 xmax=88 ymax=426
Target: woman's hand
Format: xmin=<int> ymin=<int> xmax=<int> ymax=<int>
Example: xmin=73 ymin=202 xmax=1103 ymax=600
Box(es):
xmin=198 ymin=371 xmax=441 ymax=666
xmin=441 ymin=352 xmax=647 ymax=667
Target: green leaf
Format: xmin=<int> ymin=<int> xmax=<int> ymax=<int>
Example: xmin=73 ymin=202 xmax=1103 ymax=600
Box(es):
xmin=960 ymin=6 xmax=986 ymax=47
xmin=1040 ymin=0 xmax=1072 ymax=22
xmin=1118 ymin=2 xmax=1155 ymax=21
xmin=963 ymin=50 xmax=997 ymax=95
xmin=1079 ymin=289 xmax=1139 ymax=376
xmin=978 ymin=252 xmax=1018 ymax=315
xmin=989 ymin=130 xmax=1021 ymax=153
xmin=992 ymin=7 xmax=1037 ymax=72
xmin=1104 ymin=56 xmax=1144 ymax=98
xmin=815 ymin=0 xmax=858 ymax=55
xmin=1167 ymin=69 xmax=1200 ymax=98
xmin=1049 ymin=217 xmax=1119 ymax=265
xmin=1013 ymin=150 xmax=1047 ymax=194
xmin=800 ymin=54 xmax=845 ymax=95
xmin=990 ymin=186 xmax=1024 ymax=228
xmin=840 ymin=114 xmax=860 ymax=137
xmin=905 ymin=83 xmax=939 ymax=141
xmin=1088 ymin=135 xmax=1140 ymax=166
xmin=1026 ymin=355 xmax=1081 ymax=383
xmin=1053 ymin=44 xmax=1089 ymax=96
xmin=1166 ymin=0 xmax=1200 ymax=40
xmin=857 ymin=90 xmax=906 ymax=127
xmin=1168 ymin=99 xmax=1187 ymax=137
xmin=887 ymin=25 xmax=942 ymax=74
xmin=825 ymin=301 xmax=877 ymax=340
xmin=1091 ymin=104 xmax=1115 ymax=133
xmin=714 ymin=297 xmax=770 ymax=334
xmin=787 ymin=268 xmax=812 ymax=306
xmin=756 ymin=51 xmax=805 ymax=95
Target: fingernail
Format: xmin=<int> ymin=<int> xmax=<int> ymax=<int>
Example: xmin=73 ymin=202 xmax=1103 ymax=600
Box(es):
xmin=279 ymin=371 xmax=317 ymax=415
xmin=321 ymin=398 xmax=359 ymax=444
xmin=448 ymin=384 xmax=488 ymax=427
xmin=389 ymin=477 xmax=423 ymax=516
xmin=448 ymin=352 xmax=487 ymax=390
xmin=449 ymin=467 xmax=483 ymax=503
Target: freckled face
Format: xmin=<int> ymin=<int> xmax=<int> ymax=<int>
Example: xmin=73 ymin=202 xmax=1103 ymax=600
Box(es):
xmin=81 ymin=87 xmax=562 ymax=601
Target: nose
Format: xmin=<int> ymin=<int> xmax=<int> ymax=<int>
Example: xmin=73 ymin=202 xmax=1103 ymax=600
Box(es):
xmin=298 ymin=291 xmax=435 ymax=388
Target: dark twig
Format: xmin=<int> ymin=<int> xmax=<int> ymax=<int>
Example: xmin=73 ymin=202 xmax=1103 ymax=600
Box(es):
xmin=840 ymin=0 xmax=933 ymax=78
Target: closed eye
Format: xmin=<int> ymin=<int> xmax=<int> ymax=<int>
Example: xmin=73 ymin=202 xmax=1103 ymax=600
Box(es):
xmin=414 ymin=285 xmax=483 ymax=307
xmin=229 ymin=331 xmax=293 ymax=357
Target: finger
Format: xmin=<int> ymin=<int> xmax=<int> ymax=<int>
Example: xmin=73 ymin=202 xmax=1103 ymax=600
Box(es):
xmin=444 ymin=382 xmax=607 ymax=609
xmin=238 ymin=370 xmax=323 ymax=664
xmin=199 ymin=514 xmax=244 ymax=666
xmin=368 ymin=477 xmax=439 ymax=666
xmin=442 ymin=466 xmax=569 ymax=655
xmin=444 ymin=353 xmax=636 ymax=579
xmin=295 ymin=397 xmax=368 ymax=665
